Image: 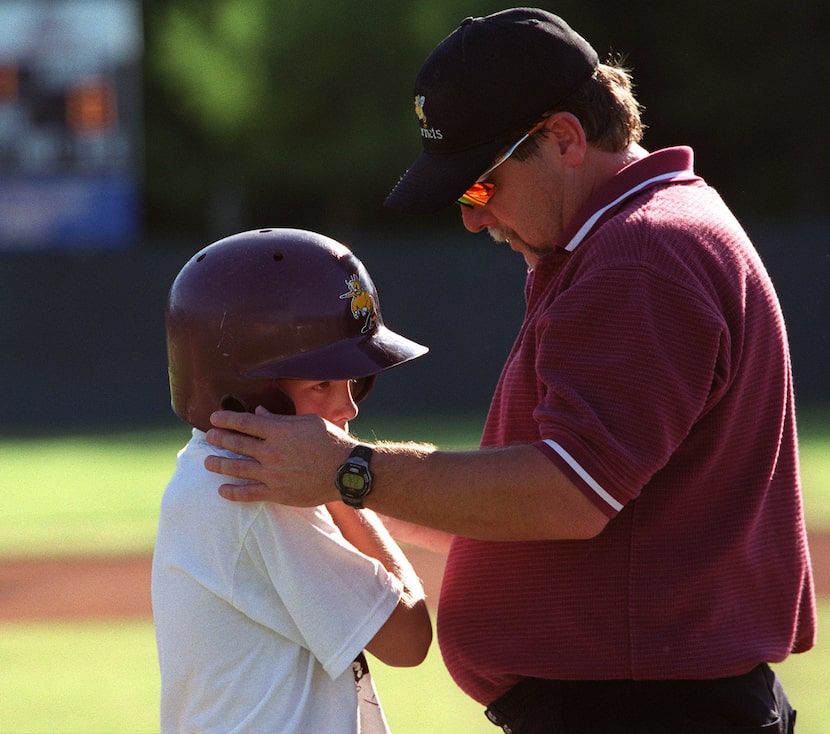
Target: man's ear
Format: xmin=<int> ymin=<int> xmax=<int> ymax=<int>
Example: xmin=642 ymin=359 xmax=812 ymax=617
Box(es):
xmin=544 ymin=112 xmax=587 ymax=165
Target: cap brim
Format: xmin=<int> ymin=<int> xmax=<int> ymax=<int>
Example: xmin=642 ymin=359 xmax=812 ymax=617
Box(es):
xmin=384 ymin=137 xmax=509 ymax=214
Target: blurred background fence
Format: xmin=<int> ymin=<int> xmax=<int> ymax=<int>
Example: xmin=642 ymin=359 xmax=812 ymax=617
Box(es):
xmin=1 ymin=220 xmax=827 ymax=436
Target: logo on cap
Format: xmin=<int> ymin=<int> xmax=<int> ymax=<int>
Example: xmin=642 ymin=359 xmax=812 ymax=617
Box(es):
xmin=414 ymin=95 xmax=427 ymax=124
xmin=414 ymin=94 xmax=443 ymax=140
xmin=340 ymin=275 xmax=377 ymax=334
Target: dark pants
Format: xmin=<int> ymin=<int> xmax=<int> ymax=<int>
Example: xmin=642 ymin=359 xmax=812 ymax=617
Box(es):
xmin=484 ymin=664 xmax=795 ymax=733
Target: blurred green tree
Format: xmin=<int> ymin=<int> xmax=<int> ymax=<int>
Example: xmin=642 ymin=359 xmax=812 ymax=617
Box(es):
xmin=141 ymin=0 xmax=829 ymax=240
xmin=143 ymin=0 xmax=517 ymax=237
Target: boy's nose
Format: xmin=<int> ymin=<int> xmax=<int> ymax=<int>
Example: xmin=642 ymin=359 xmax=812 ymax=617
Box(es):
xmin=335 ymin=382 xmax=360 ymax=427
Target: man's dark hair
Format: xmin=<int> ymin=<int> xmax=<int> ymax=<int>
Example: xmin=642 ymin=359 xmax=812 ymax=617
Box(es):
xmin=515 ymin=59 xmax=645 ymax=159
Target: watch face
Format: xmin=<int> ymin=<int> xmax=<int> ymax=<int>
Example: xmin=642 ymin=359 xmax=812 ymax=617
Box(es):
xmin=341 ymin=471 xmax=366 ymax=491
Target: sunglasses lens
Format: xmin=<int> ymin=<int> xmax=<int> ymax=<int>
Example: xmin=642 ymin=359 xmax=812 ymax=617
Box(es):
xmin=458 ymin=182 xmax=495 ymax=208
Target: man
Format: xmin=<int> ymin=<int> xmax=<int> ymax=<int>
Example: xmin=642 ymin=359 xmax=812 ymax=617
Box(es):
xmin=204 ymin=9 xmax=814 ymax=733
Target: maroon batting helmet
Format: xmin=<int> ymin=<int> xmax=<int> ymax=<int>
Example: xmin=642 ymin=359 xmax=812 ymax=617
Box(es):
xmin=166 ymin=228 xmax=428 ymax=432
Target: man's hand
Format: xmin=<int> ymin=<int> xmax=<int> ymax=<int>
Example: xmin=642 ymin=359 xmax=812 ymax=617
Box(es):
xmin=204 ymin=406 xmax=356 ymax=506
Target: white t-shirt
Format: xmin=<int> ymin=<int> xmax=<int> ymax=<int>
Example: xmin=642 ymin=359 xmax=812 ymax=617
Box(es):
xmin=151 ymin=430 xmax=403 ymax=733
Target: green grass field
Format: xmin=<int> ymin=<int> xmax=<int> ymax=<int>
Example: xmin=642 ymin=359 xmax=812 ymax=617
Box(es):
xmin=0 ymin=411 xmax=828 ymax=733
xmin=0 ymin=606 xmax=826 ymax=734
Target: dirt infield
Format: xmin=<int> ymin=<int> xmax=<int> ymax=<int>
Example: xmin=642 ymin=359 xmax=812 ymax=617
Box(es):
xmin=0 ymin=536 xmax=827 ymax=621
xmin=0 ymin=545 xmax=450 ymax=621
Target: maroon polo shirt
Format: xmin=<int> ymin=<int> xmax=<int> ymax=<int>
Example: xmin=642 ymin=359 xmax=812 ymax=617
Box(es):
xmin=437 ymin=147 xmax=815 ymax=704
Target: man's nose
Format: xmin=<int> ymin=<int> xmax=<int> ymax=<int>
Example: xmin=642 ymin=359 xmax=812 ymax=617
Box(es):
xmin=460 ymin=204 xmax=492 ymax=233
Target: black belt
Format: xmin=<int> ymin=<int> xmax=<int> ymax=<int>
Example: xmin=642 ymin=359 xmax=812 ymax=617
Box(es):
xmin=484 ymin=663 xmax=795 ymax=734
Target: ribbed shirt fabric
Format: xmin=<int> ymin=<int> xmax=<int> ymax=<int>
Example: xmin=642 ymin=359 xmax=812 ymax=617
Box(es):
xmin=437 ymin=147 xmax=816 ymax=705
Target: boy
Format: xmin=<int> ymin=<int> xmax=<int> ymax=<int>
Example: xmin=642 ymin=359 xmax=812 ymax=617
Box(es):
xmin=152 ymin=228 xmax=432 ymax=733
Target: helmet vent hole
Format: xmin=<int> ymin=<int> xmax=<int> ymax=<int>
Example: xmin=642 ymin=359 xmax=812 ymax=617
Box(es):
xmin=196 ymin=253 xmax=207 ymax=262
xmin=272 ymin=252 xmax=284 ymax=262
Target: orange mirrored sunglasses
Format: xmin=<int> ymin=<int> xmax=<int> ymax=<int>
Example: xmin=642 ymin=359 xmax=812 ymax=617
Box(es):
xmin=457 ymin=119 xmax=548 ymax=208
xmin=457 ymin=182 xmax=496 ymax=208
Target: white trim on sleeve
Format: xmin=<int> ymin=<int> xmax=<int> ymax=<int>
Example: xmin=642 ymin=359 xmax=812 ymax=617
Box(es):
xmin=541 ymin=438 xmax=624 ymax=513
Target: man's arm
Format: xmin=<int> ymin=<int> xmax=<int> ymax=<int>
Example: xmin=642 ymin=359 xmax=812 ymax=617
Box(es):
xmin=357 ymin=441 xmax=608 ymax=541
xmin=205 ymin=407 xmax=609 ymax=542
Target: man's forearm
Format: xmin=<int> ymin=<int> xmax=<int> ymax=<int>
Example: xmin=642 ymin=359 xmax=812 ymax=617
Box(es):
xmin=362 ymin=442 xmax=608 ymax=542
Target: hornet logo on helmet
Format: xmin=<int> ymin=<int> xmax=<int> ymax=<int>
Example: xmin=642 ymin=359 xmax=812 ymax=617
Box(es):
xmin=340 ymin=275 xmax=377 ymax=334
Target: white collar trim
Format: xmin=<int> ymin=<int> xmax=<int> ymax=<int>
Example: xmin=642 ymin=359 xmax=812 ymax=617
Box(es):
xmin=563 ymin=170 xmax=698 ymax=252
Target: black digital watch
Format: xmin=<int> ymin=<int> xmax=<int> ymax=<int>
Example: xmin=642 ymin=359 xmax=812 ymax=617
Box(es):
xmin=335 ymin=444 xmax=374 ymax=508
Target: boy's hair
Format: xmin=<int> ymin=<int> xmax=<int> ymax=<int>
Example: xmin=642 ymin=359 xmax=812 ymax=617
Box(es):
xmin=166 ymin=228 xmax=427 ymax=432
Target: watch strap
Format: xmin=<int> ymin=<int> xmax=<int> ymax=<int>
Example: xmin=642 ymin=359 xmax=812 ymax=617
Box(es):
xmin=349 ymin=444 xmax=374 ymax=463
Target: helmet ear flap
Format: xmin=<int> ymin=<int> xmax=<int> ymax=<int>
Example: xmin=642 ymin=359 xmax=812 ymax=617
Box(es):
xmin=220 ymin=395 xmax=248 ymax=413
xmin=261 ymin=385 xmax=296 ymax=416
xmin=353 ymin=374 xmax=376 ymax=403
xmin=219 ymin=383 xmax=296 ymax=418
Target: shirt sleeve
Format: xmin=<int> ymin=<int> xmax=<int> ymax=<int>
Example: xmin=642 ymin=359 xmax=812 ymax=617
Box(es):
xmin=232 ymin=503 xmax=403 ymax=680
xmin=532 ymin=261 xmax=728 ymax=514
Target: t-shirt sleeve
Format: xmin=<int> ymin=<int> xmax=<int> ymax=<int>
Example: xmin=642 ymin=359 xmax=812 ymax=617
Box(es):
xmin=232 ymin=504 xmax=403 ymax=680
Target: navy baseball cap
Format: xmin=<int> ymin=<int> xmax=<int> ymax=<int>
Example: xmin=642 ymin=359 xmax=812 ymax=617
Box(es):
xmin=384 ymin=8 xmax=599 ymax=214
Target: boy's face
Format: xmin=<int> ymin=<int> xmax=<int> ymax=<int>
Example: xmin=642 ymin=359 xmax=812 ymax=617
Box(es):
xmin=276 ymin=379 xmax=360 ymax=431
